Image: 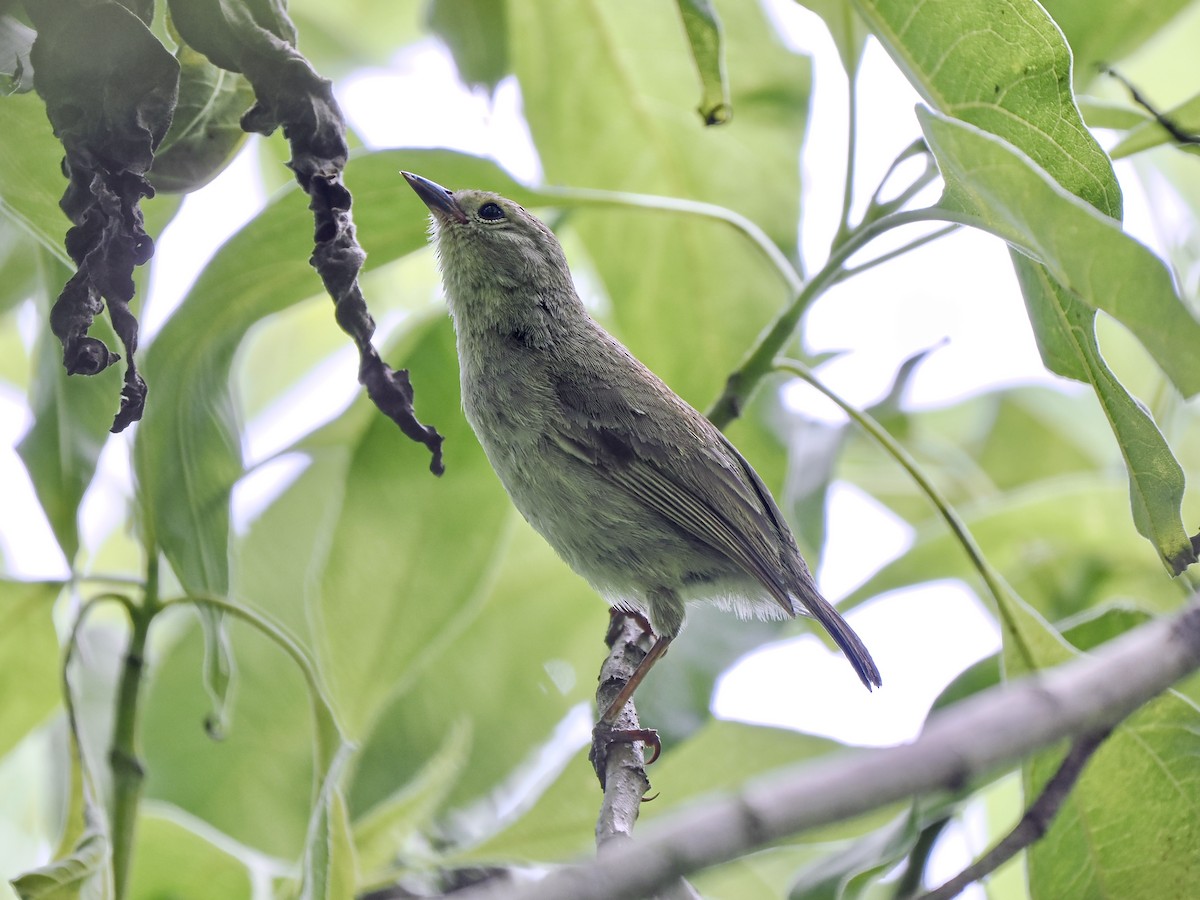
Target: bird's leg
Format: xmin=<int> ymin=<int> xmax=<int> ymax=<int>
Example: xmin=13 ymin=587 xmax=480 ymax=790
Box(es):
xmin=599 ymin=634 xmax=671 ymax=728
xmin=595 ymin=632 xmax=672 ymax=769
xmin=589 ymin=613 xmax=674 ymax=788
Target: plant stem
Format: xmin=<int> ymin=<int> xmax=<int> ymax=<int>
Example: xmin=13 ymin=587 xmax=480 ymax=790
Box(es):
xmin=706 ymin=207 xmax=963 ymax=429
xmin=109 ymin=555 xmax=160 ymax=899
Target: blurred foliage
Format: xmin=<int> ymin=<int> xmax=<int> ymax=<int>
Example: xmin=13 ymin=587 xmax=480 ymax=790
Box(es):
xmin=2 ymin=0 xmax=1199 ymax=898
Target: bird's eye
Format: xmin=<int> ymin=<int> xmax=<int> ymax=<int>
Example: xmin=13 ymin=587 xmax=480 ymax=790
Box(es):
xmin=478 ymin=202 xmax=505 ymax=221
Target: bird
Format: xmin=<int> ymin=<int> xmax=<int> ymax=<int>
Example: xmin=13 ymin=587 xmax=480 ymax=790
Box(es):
xmin=403 ymin=171 xmax=881 ymax=739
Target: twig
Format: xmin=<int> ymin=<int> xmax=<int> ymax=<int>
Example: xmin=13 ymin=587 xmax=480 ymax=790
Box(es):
xmin=705 ymin=207 xmax=966 ymax=429
xmin=1102 ymin=66 xmax=1200 ymax=146
xmin=915 ymin=728 xmax=1112 ymax=899
xmin=589 ymin=614 xmax=700 ymax=899
xmin=455 ymin=594 xmax=1200 ymax=900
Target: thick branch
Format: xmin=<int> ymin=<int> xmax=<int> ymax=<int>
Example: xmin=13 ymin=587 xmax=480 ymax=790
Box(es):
xmin=458 ymin=595 xmax=1200 ymax=900
xmin=590 ymin=613 xmax=653 ymax=844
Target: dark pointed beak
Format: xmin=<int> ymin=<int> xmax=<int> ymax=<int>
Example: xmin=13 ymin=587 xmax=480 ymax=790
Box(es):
xmin=402 ymin=171 xmax=469 ymax=224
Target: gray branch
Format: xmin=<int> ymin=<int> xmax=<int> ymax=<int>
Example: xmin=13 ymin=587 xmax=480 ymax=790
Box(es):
xmin=459 ymin=594 xmax=1200 ymax=900
xmin=592 ymin=613 xmax=653 ymax=846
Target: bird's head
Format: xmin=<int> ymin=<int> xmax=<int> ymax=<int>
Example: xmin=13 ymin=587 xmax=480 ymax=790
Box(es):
xmin=403 ymin=172 xmax=575 ymax=328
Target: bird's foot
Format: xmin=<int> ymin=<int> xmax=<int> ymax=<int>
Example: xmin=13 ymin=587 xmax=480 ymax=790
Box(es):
xmin=589 ymin=720 xmax=661 ymax=789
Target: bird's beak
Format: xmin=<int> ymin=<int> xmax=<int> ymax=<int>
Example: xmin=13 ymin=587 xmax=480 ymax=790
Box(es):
xmin=402 ymin=171 xmax=469 ymax=224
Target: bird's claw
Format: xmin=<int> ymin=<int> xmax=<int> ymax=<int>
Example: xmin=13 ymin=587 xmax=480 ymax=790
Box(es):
xmin=589 ymin=721 xmax=662 ymax=788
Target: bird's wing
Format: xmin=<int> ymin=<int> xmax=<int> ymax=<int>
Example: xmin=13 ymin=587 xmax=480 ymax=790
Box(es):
xmin=550 ymin=371 xmax=797 ymax=617
xmin=551 ymin=363 xmax=883 ymax=690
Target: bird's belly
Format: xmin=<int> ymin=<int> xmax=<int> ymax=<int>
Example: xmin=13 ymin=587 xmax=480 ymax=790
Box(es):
xmin=463 ymin=389 xmax=748 ymax=605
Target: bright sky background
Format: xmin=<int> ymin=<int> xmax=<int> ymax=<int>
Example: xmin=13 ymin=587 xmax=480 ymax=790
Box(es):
xmin=1 ymin=1 xmax=1173 ymax=890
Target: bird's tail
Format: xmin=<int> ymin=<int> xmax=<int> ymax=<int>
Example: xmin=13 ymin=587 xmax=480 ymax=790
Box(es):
xmin=794 ymin=582 xmax=882 ymax=690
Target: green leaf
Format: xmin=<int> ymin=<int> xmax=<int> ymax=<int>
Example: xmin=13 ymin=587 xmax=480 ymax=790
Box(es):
xmin=0 ymin=91 xmax=74 ymax=265
xmin=10 ymin=826 xmax=110 ymax=900
xmin=309 ymin=316 xmax=513 ymax=737
xmin=347 ymin=515 xmax=601 ymax=818
xmin=855 ymin=0 xmax=1120 ymax=216
xmin=920 ymin=108 xmax=1200 ymax=392
xmin=976 ymin=564 xmax=1200 ymax=898
xmin=917 ymin=110 xmax=1195 ymax=571
xmin=17 ymin=254 xmax=118 ymax=563
xmin=426 ymin=0 xmax=510 ymax=93
xmin=353 ymin=721 xmax=471 ymax=882
xmin=1021 ymin=263 xmax=1192 ymax=573
xmin=674 ymin=0 xmax=732 ymax=125
xmin=126 ymin=810 xmax=252 ymax=898
xmin=299 ymin=744 xmax=357 ymax=900
xmin=509 ymin=0 xmax=809 ymax=406
xmin=0 ymin=581 xmax=62 ymax=759
xmin=1039 ymin=0 xmax=1196 ymax=86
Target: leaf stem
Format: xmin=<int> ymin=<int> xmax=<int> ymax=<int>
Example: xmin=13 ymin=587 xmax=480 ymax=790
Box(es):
xmin=773 ymin=357 xmax=1012 ymax=611
xmin=160 ymin=593 xmax=349 ymax=764
xmin=835 ymin=224 xmax=960 ymax=283
xmin=831 ymin=67 xmax=860 ymax=251
xmin=536 ymin=185 xmax=805 ymax=296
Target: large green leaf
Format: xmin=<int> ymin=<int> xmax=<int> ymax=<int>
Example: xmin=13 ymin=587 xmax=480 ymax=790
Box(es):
xmin=346 ymin=515 xmax=601 ymax=818
xmin=308 ymin=316 xmax=513 ymax=738
xmin=509 ymin=0 xmax=809 ymax=406
xmin=918 ymin=110 xmax=1200 ymax=395
xmin=0 ymin=92 xmax=74 ymax=265
xmin=996 ymin=591 xmax=1200 ymax=898
xmin=1026 ymin=688 xmax=1200 ymax=899
xmin=917 ymin=110 xmax=1195 ymax=572
xmin=855 ymin=0 xmax=1119 ymax=216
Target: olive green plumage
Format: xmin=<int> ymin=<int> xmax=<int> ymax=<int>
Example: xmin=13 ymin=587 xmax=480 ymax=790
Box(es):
xmin=404 ymin=172 xmax=880 ymax=692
